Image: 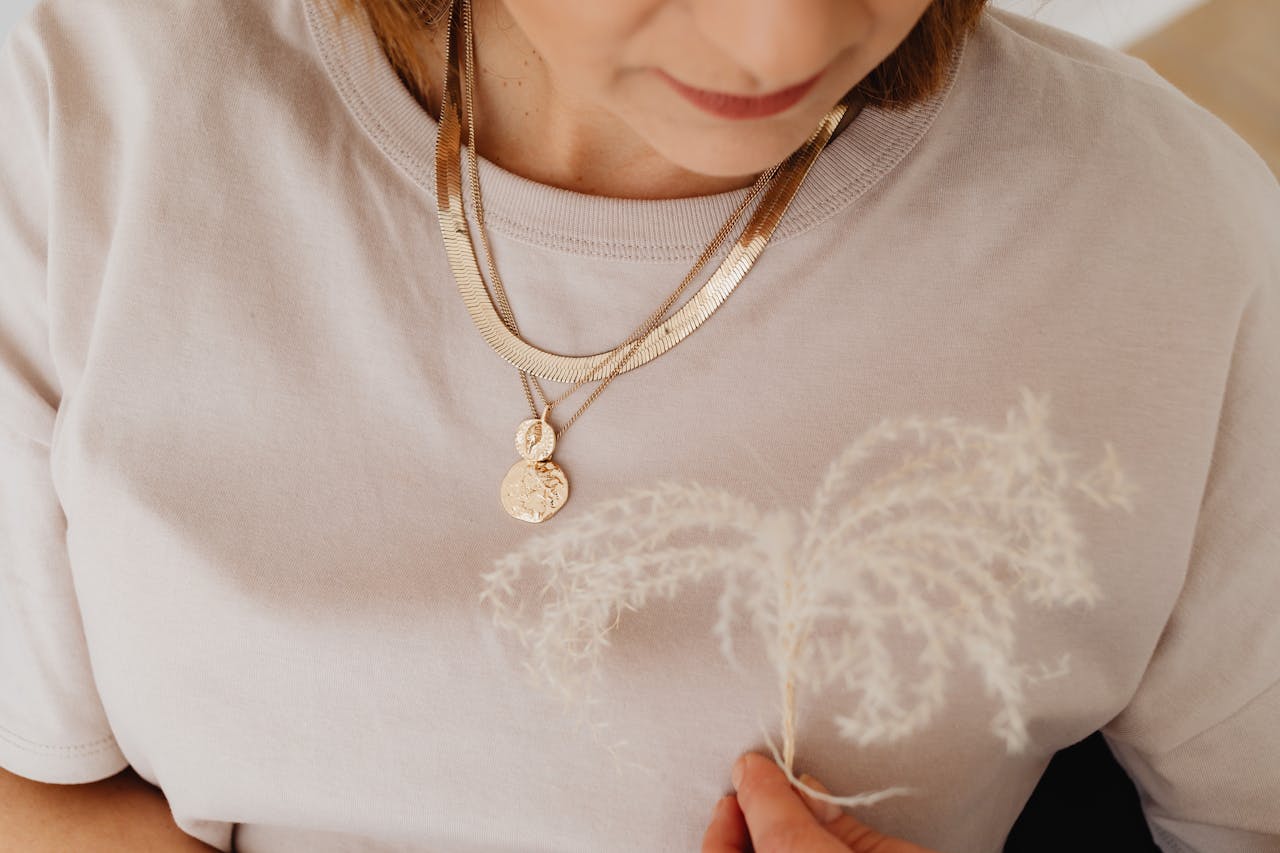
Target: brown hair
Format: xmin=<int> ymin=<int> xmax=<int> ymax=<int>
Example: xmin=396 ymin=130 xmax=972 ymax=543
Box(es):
xmin=329 ymin=0 xmax=988 ymax=113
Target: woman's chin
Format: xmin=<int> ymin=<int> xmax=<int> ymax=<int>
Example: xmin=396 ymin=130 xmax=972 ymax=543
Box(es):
xmin=629 ymin=100 xmax=847 ymax=184
xmin=639 ymin=126 xmax=820 ymax=185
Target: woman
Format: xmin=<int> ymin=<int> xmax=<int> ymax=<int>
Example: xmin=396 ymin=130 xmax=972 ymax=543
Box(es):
xmin=1 ymin=0 xmax=1276 ymax=850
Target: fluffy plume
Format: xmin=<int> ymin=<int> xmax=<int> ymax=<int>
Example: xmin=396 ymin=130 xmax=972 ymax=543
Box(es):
xmin=478 ymin=387 xmax=1138 ymax=809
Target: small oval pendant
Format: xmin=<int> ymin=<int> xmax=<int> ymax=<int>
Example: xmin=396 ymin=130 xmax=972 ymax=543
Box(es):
xmin=514 ymin=416 xmax=555 ymax=462
xmin=500 ymin=458 xmax=569 ymax=523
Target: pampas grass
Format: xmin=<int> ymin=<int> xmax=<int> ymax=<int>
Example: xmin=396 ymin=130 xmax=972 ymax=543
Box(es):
xmin=477 ymin=387 xmax=1138 ymax=810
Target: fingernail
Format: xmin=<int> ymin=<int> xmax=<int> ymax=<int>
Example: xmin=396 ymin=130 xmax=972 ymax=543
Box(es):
xmin=798 ymin=772 xmax=843 ymax=823
xmin=732 ymin=754 xmax=747 ymax=791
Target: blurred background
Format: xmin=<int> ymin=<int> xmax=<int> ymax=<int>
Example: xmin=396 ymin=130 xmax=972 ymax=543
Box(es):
xmin=1 ymin=0 xmax=1277 ymax=174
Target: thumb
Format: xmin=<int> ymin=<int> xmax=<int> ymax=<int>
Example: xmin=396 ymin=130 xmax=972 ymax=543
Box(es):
xmin=796 ymin=773 xmax=936 ymax=853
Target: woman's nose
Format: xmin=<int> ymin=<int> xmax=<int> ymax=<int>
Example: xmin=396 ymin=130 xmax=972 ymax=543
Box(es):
xmin=687 ymin=0 xmax=858 ymax=89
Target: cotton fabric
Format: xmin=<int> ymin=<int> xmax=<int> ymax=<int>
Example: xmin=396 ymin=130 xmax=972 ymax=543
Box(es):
xmin=1 ymin=0 xmax=1277 ymax=851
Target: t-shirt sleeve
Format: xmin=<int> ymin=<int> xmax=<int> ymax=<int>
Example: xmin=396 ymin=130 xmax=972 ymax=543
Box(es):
xmin=0 ymin=9 xmax=129 ymax=784
xmin=1098 ymin=172 xmax=1280 ymax=851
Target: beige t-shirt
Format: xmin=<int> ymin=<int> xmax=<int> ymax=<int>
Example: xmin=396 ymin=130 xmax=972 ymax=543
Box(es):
xmin=2 ymin=0 xmax=1277 ymax=850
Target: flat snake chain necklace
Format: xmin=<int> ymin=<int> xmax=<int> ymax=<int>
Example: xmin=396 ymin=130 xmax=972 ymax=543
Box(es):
xmin=431 ymin=0 xmax=864 ymax=523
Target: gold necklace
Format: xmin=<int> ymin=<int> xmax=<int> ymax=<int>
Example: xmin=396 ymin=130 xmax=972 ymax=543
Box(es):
xmin=433 ymin=0 xmax=862 ymax=523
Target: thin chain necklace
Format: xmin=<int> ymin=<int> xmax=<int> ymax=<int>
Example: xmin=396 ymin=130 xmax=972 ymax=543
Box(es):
xmin=433 ymin=0 xmax=863 ymax=523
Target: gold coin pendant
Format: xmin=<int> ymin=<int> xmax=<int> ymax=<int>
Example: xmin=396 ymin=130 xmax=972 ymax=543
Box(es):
xmin=500 ymin=415 xmax=569 ymax=523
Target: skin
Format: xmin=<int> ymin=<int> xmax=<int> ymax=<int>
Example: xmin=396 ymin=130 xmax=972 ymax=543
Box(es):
xmin=0 ymin=766 xmax=218 ymax=852
xmin=415 ymin=0 xmax=934 ymax=198
xmin=701 ymin=752 xmax=943 ymax=853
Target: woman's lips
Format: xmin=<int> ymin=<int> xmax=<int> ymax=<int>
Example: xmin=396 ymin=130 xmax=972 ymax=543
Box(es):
xmin=656 ymin=68 xmax=824 ymax=120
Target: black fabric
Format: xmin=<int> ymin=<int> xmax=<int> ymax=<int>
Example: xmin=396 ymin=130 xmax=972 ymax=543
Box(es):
xmin=1003 ymin=731 xmax=1161 ymax=852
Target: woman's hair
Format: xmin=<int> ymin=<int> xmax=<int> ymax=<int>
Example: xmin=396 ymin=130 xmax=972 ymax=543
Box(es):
xmin=330 ymin=0 xmax=989 ymax=112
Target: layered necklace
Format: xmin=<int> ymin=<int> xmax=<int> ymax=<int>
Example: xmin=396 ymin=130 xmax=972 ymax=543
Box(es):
xmin=431 ymin=0 xmax=864 ymax=523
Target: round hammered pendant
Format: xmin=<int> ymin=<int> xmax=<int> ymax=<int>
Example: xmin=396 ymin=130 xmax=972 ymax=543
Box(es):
xmin=500 ymin=458 xmax=569 ymax=523
xmin=500 ymin=412 xmax=569 ymax=523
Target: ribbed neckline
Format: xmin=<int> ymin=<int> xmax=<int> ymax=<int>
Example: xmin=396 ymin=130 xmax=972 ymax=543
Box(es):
xmin=300 ymin=0 xmax=969 ymax=262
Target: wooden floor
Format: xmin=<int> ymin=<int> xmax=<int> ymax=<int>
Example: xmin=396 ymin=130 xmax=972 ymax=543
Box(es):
xmin=1127 ymin=0 xmax=1280 ymax=174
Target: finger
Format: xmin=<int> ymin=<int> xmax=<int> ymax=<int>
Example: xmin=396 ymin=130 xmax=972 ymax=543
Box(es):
xmin=796 ymin=775 xmax=936 ymax=853
xmin=825 ymin=814 xmax=936 ymax=853
xmin=732 ymin=752 xmax=846 ymax=852
xmin=700 ymin=794 xmax=750 ymax=853
xmin=797 ymin=773 xmax=844 ymax=823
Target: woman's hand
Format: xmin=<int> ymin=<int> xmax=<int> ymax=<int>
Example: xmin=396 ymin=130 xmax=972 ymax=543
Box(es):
xmin=701 ymin=752 xmax=943 ymax=853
